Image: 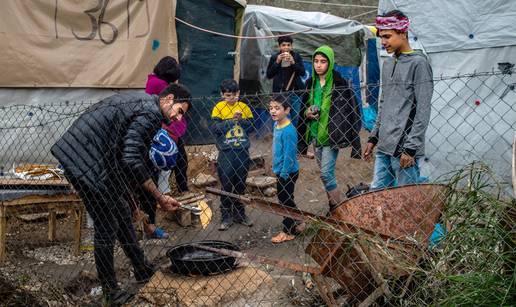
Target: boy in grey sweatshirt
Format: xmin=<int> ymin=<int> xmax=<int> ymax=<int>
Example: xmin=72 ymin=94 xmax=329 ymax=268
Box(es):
xmin=364 ymin=10 xmax=434 ymax=189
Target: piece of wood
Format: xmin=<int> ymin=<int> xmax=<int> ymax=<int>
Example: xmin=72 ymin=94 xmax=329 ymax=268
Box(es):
xmin=354 ymin=243 xmax=391 ymax=299
xmin=3 ymin=202 xmax=82 ymax=217
xmin=174 ymin=208 xmax=192 ymax=227
xmin=0 ymin=207 xmax=6 ymax=262
xmin=313 ymin=274 xmax=338 ymax=307
xmin=48 ymin=210 xmax=57 ymax=241
xmin=175 ymin=193 xmax=202 ymax=202
xmin=178 ymin=195 xmax=205 ymax=205
xmin=2 ymin=194 xmax=80 ymax=207
xmin=358 ymin=286 xmax=386 ymax=307
xmin=73 ymin=207 xmax=83 ymax=256
xmin=0 ymin=178 xmax=70 ymax=187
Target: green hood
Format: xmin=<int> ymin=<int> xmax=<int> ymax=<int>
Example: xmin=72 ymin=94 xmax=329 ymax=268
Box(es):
xmin=306 ymin=45 xmax=335 ymax=147
xmin=311 ymin=45 xmax=335 ymax=85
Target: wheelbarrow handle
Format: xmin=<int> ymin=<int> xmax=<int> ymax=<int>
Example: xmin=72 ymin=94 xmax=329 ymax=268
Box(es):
xmin=205 ymin=187 xmax=407 ymax=243
xmin=206 ymin=187 xmax=342 ymax=227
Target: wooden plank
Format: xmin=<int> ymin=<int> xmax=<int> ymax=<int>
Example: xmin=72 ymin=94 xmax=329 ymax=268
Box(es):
xmin=174 ymin=208 xmax=192 ymax=227
xmin=4 ymin=202 xmax=83 ymax=217
xmin=48 ymin=210 xmax=57 ymax=241
xmin=313 ymin=274 xmax=338 ymax=307
xmin=0 ymin=179 xmax=70 ymax=187
xmin=2 ymin=194 xmax=81 ymax=207
xmin=358 ymin=286 xmax=386 ymax=307
xmin=73 ymin=207 xmax=83 ymax=256
xmin=176 ymin=193 xmax=204 ymax=202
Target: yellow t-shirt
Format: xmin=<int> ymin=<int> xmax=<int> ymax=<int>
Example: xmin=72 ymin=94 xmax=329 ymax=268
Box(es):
xmin=211 ymin=101 xmax=253 ymax=120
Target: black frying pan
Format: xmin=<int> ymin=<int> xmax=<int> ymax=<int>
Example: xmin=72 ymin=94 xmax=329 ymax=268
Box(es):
xmin=166 ymin=240 xmax=239 ymax=276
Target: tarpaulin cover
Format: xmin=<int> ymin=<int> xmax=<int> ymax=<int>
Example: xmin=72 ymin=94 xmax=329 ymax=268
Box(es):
xmin=378 ymin=0 xmax=516 ymax=53
xmin=240 ymin=5 xmax=368 ymax=93
xmin=0 ymin=0 xmax=177 ymax=88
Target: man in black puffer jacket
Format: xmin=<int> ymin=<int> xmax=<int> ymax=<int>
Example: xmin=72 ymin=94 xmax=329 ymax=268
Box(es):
xmin=51 ymin=83 xmax=191 ymax=305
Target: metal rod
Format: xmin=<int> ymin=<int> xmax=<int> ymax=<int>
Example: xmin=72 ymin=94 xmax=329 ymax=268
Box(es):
xmin=192 ymin=243 xmax=321 ymax=275
xmin=206 ymin=187 xmax=361 ymax=232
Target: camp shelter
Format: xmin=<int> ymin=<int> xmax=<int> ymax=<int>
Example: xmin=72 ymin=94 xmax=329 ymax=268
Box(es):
xmin=239 ymin=5 xmax=373 ymax=103
xmin=0 ymin=0 xmax=246 ymax=167
xmin=377 ymin=0 xmax=516 ymax=185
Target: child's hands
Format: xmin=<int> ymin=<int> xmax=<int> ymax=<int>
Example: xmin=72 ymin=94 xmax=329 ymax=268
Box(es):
xmin=363 ymin=142 xmax=375 ymax=162
xmin=233 ymin=111 xmax=243 ymax=121
xmin=285 ymin=53 xmax=294 ymax=64
xmin=306 ymin=106 xmax=320 ymax=120
xmin=400 ymin=153 xmax=415 ymax=168
xmin=276 ymin=52 xmax=292 ymax=64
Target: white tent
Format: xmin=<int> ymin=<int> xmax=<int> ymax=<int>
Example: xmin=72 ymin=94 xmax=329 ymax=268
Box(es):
xmin=378 ymin=0 xmax=516 ymax=186
xmin=239 ymin=5 xmax=372 ymax=94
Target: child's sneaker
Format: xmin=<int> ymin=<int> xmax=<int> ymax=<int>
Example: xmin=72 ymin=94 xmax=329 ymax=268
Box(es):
xmin=218 ymin=220 xmax=233 ymax=231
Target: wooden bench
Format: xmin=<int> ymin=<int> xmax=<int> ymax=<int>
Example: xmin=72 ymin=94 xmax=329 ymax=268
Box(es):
xmin=0 ymin=179 xmax=84 ymax=263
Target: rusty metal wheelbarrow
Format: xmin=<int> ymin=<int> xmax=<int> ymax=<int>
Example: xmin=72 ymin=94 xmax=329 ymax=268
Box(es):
xmin=205 ymin=184 xmax=448 ymax=306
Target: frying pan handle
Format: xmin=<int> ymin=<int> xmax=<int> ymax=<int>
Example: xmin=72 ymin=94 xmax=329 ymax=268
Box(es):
xmin=192 ymin=243 xmax=321 ymax=275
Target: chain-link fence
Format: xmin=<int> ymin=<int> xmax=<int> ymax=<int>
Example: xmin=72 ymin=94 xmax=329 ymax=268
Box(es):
xmin=0 ymin=71 xmax=514 ymax=306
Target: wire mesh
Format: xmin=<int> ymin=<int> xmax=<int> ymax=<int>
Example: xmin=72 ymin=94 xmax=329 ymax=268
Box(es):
xmin=0 ymin=71 xmax=514 ymax=306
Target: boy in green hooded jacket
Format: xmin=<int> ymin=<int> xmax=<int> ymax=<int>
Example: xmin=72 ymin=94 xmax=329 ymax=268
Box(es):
xmin=298 ymin=45 xmax=362 ymax=210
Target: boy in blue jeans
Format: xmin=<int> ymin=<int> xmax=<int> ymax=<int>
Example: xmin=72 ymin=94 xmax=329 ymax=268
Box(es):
xmin=364 ymin=10 xmax=433 ymax=189
xmin=211 ymin=79 xmax=254 ymax=230
xmin=269 ymin=94 xmax=305 ymax=243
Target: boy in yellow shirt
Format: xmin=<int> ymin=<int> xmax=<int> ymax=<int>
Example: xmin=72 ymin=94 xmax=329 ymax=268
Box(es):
xmin=211 ymin=79 xmax=254 ymax=230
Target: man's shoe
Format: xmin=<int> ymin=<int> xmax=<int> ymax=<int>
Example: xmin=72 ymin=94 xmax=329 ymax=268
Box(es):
xmin=102 ymin=288 xmax=134 ymax=307
xmin=218 ymin=220 xmax=233 ymax=231
xmin=134 ymin=261 xmax=156 ymax=284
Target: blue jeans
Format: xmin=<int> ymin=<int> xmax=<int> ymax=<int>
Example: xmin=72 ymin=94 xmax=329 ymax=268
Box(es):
xmin=315 ymin=146 xmax=339 ymax=192
xmin=217 ymin=149 xmax=250 ymax=222
xmin=370 ymin=152 xmax=420 ymax=190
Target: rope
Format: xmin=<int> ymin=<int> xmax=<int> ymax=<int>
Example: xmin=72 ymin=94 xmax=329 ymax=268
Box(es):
xmin=349 ymin=9 xmax=378 ymax=20
xmin=285 ymin=0 xmax=377 ymax=9
xmin=174 ymin=16 xmax=313 ymax=39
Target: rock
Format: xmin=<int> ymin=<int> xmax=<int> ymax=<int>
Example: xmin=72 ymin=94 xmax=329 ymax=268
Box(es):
xmin=263 ymin=187 xmax=277 ymax=197
xmin=191 ymin=173 xmax=217 ymax=187
xmin=246 ymin=176 xmax=276 ymax=188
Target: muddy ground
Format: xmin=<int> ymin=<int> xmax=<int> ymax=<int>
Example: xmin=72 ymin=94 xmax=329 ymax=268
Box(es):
xmin=0 ymin=132 xmax=373 ymax=306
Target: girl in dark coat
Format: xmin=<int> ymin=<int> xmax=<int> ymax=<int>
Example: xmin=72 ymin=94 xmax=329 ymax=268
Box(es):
xmin=298 ymin=45 xmax=362 ymax=210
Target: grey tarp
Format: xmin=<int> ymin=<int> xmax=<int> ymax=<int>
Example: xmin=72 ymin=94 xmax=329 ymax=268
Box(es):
xmin=240 ymin=5 xmax=369 ymax=92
